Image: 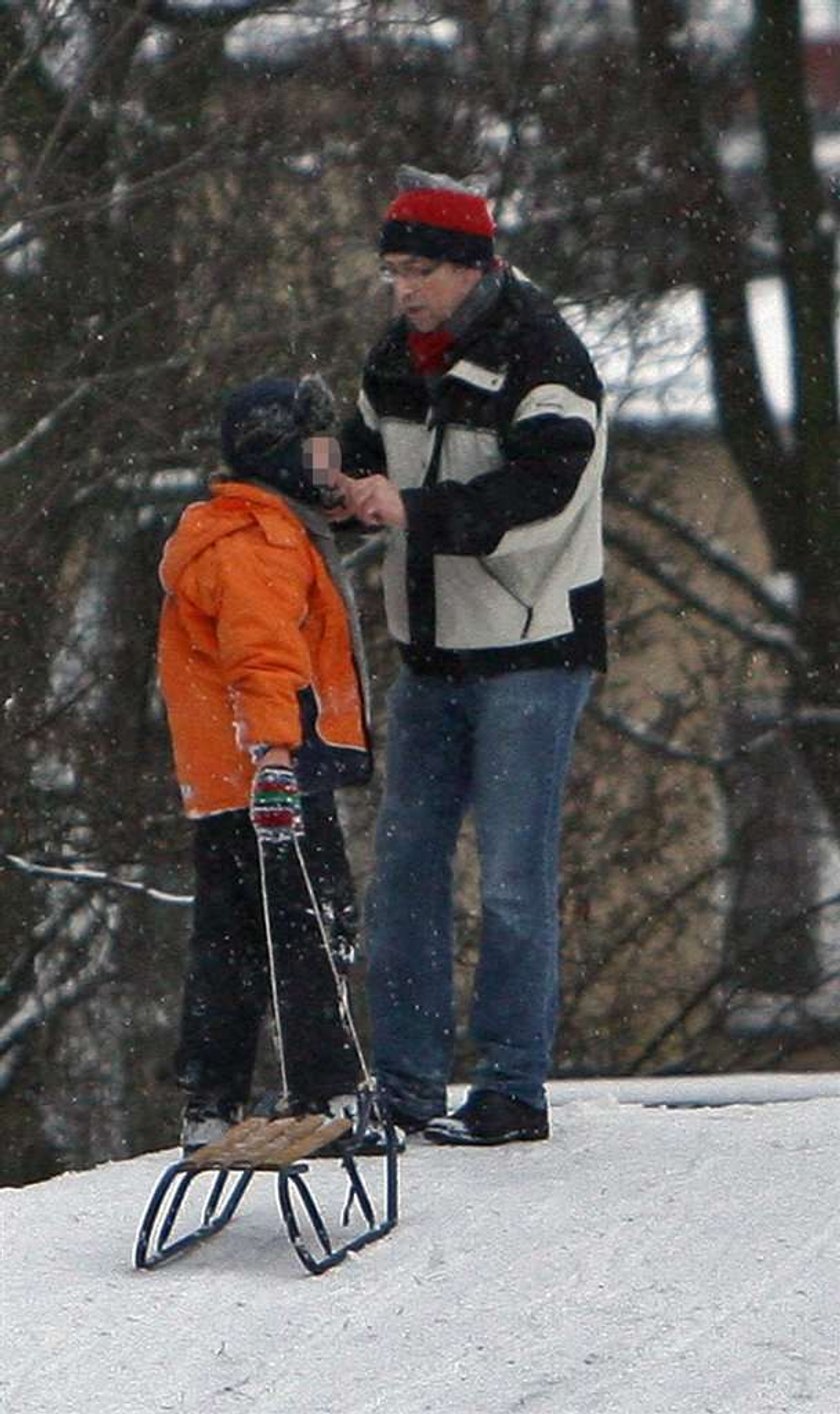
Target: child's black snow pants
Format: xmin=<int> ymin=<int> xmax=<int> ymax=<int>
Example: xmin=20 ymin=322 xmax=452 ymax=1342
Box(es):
xmin=175 ymin=794 xmax=361 ymax=1111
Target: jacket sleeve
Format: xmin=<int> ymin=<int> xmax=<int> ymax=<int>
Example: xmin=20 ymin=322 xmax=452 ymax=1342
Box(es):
xmin=402 ymin=326 xmax=602 ymax=558
xmin=187 ymin=532 xmax=313 ymax=753
xmin=340 ymin=384 xmax=388 ymax=477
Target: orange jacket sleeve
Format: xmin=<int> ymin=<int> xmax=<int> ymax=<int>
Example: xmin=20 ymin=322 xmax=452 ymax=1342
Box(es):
xmin=180 ymin=524 xmax=315 ymax=754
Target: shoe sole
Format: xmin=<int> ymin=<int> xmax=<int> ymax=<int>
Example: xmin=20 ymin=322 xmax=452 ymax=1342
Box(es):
xmin=424 ymin=1123 xmax=548 ymax=1146
xmin=312 ymin=1127 xmax=406 ymax=1158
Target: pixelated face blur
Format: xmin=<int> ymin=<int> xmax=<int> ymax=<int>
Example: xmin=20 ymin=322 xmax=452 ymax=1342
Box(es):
xmin=302 ymin=435 xmax=343 ymax=507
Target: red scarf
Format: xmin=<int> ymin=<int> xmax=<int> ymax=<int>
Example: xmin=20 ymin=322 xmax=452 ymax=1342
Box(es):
xmin=408 ymin=328 xmax=455 ymax=376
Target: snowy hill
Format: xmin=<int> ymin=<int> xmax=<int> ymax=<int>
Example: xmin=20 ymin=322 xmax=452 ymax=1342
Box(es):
xmin=3 ymin=1075 xmax=839 ymax=1414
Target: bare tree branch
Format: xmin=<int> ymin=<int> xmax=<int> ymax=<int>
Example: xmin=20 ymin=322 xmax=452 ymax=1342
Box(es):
xmin=606 ymin=524 xmax=802 ymax=663
xmin=3 ymin=854 xmax=192 ymax=906
xmin=608 ymin=483 xmax=798 ymax=627
xmin=0 ymin=383 xmax=91 ymax=473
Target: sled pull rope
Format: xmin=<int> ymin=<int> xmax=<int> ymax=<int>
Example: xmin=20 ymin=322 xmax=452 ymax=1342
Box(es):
xmin=291 ymin=834 xmax=372 ymax=1089
xmin=257 ymin=839 xmax=289 ymax=1099
xmin=257 ymin=836 xmax=373 ymax=1099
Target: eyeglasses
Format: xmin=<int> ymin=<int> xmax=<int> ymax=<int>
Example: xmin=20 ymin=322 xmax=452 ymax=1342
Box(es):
xmin=378 ymin=259 xmax=443 ymax=286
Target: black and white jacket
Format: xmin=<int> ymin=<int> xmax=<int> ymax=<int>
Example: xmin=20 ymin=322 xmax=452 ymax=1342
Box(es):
xmin=342 ymin=267 xmax=607 ymax=677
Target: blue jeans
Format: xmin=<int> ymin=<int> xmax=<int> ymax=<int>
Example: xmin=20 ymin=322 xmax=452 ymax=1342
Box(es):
xmin=366 ymin=664 xmax=592 ymax=1117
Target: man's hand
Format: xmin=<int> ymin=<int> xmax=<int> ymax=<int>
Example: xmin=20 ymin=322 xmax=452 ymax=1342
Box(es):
xmin=250 ymin=760 xmax=304 ymax=846
xmin=325 ymin=472 xmax=407 ymax=529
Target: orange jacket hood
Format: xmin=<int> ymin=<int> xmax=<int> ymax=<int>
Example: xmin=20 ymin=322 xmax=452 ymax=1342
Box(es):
xmin=159 ymin=480 xmax=299 ymax=593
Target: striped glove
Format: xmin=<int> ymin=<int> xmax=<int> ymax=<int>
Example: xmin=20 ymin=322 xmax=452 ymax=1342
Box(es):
xmin=250 ymin=763 xmax=304 ymax=845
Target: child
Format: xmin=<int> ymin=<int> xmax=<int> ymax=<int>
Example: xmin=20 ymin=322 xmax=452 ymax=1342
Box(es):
xmin=158 ymin=375 xmax=372 ymax=1152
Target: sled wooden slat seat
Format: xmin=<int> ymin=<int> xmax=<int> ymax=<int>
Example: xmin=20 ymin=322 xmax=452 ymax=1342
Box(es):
xmin=133 ymin=1093 xmax=397 ymax=1275
xmin=183 ymin=1112 xmax=353 ymax=1172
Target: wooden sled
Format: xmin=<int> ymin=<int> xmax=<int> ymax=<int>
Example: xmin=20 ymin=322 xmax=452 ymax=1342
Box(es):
xmin=133 ymin=1096 xmax=399 ymax=1276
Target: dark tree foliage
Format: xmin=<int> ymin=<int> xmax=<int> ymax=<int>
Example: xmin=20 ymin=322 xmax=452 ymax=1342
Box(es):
xmin=1 ymin=0 xmax=837 ymax=1182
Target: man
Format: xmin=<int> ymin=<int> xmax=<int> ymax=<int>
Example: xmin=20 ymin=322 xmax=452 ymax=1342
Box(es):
xmin=332 ymin=167 xmax=607 ymax=1146
xmin=158 ymin=375 xmax=373 ymax=1152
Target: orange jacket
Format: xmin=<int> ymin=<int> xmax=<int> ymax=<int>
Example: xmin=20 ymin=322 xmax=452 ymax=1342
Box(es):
xmin=158 ymin=480 xmax=370 ymax=817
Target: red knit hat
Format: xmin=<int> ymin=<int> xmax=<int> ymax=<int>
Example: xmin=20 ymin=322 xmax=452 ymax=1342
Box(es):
xmin=379 ymin=173 xmax=495 ymax=266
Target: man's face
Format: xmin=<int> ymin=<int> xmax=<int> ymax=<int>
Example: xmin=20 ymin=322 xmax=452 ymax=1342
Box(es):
xmin=380 ymin=255 xmax=483 ymax=332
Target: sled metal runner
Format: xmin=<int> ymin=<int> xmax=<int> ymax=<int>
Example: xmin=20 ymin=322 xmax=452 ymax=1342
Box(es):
xmin=133 ymin=1096 xmax=399 ymax=1276
xmin=134 ymin=829 xmax=400 ymax=1277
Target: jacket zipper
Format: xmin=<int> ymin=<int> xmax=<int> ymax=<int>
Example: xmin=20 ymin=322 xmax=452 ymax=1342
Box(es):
xmin=423 ymin=420 xmax=446 ymax=488
xmin=476 ymin=558 xmax=534 ymax=640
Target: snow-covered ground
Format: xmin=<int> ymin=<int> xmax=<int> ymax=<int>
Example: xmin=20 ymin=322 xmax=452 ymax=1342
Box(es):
xmin=3 ymin=1074 xmax=839 ymax=1414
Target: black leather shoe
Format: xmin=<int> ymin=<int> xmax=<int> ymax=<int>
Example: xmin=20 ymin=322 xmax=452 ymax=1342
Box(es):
xmin=424 ymin=1089 xmax=549 ymax=1146
xmin=388 ymin=1103 xmax=433 ymax=1135
xmin=310 ymin=1092 xmax=406 ymax=1157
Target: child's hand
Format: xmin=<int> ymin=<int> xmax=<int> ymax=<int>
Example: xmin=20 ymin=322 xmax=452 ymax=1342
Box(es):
xmin=250 ymin=763 xmax=304 ymax=845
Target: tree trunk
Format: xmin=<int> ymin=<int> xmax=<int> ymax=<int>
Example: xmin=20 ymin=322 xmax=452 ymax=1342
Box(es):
xmin=630 ymin=0 xmax=839 ymax=990
xmin=751 ymin=0 xmax=840 ymax=825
